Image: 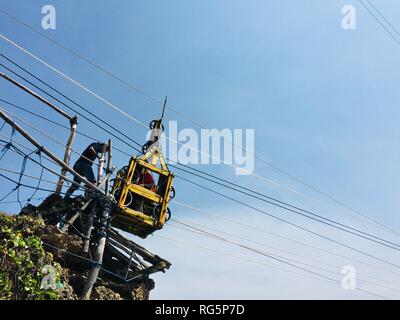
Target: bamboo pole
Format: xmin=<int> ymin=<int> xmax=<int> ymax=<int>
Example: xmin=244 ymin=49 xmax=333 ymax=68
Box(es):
xmin=63 ymin=167 xmax=114 ymax=234
xmin=108 ymin=228 xmax=171 ymax=267
xmin=0 ymin=72 xmax=79 ymax=195
xmin=0 ymin=72 xmax=74 ymax=120
xmin=96 ymin=143 xmax=107 ymax=187
xmin=105 ymin=242 xmax=138 ymax=270
xmin=80 ymin=144 xmax=110 ymax=299
xmin=82 ymin=202 xmax=96 ymax=254
xmin=0 ymin=109 xmax=103 ymax=193
xmin=81 ymin=200 xmax=111 ymax=300
xmin=82 ymin=144 xmax=107 ymax=253
xmin=105 ymin=139 xmax=112 ymax=194
xmin=55 ymin=117 xmax=78 ymax=194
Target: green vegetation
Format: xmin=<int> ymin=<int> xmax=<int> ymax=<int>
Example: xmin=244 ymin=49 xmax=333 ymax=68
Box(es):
xmin=0 ymin=212 xmax=62 ymax=300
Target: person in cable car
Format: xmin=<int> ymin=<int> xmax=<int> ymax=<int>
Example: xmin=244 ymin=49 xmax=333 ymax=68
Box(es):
xmin=137 ymin=168 xmax=155 ymax=191
xmin=128 ymin=166 xmax=156 ymax=215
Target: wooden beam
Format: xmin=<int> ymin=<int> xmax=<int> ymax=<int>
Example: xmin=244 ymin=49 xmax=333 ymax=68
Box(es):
xmin=96 ymin=143 xmax=107 ymax=187
xmin=105 ymin=139 xmax=112 ymax=194
xmin=55 ymin=116 xmax=78 ymax=194
xmin=108 ymin=228 xmax=171 ymax=268
xmin=104 ymin=242 xmax=139 ymax=272
xmin=0 ymin=109 xmax=103 ymax=194
xmin=81 ymin=200 xmax=111 ymax=300
xmin=0 ymin=72 xmax=80 ymax=195
xmin=0 ymin=72 xmax=74 ymax=121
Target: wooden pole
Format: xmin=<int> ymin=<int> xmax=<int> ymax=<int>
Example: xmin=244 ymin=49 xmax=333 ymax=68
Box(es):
xmin=81 ymin=200 xmax=111 ymax=300
xmin=82 ymin=202 xmax=97 ymax=254
xmin=108 ymin=228 xmax=171 ymax=267
xmin=0 ymin=72 xmax=79 ymax=195
xmin=82 ymin=144 xmax=107 ymax=253
xmin=0 ymin=109 xmax=103 ymax=194
xmin=55 ymin=117 xmax=78 ymax=194
xmin=0 ymin=72 xmax=74 ymax=121
xmin=96 ymin=143 xmax=107 ymax=187
xmin=81 ymin=143 xmax=112 ymax=298
xmin=62 ymin=168 xmax=115 ymax=233
xmin=105 ymin=139 xmax=112 ymax=194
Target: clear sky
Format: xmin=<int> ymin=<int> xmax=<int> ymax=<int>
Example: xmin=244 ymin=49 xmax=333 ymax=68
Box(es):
xmin=0 ymin=0 xmax=400 ymax=299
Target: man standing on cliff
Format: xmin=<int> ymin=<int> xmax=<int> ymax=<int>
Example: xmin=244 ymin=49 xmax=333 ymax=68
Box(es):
xmin=64 ymin=142 xmax=107 ymax=198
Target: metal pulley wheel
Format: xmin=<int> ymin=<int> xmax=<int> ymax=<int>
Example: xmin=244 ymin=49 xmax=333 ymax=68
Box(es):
xmin=149 ymin=120 xmax=164 ymax=131
xmin=169 ymin=186 xmax=175 ymax=200
xmin=152 ymin=204 xmax=171 ymax=222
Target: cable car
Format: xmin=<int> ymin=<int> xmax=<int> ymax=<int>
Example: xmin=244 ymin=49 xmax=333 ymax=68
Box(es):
xmin=110 ymin=116 xmax=175 ymax=238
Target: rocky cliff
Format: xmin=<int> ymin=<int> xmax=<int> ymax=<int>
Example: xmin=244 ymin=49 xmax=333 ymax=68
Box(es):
xmin=0 ymin=212 xmax=154 ymax=300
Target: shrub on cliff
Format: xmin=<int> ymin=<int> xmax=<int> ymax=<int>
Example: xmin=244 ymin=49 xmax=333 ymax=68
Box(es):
xmin=0 ymin=212 xmax=62 ymax=300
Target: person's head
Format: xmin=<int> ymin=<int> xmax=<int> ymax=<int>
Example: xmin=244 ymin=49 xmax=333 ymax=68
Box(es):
xmin=97 ymin=142 xmax=109 ymax=152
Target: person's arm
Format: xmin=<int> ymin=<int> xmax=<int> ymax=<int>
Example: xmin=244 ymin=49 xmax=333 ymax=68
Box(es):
xmin=89 ymin=143 xmax=107 ymax=159
xmin=88 ymin=146 xmax=98 ymax=159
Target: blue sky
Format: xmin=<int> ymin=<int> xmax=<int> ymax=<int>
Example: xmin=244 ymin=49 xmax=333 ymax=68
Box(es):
xmin=1 ymin=0 xmax=400 ymax=299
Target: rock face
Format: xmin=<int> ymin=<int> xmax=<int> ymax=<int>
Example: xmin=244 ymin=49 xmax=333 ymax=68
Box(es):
xmin=0 ymin=212 xmax=154 ymax=300
xmin=43 ymin=225 xmax=155 ymax=300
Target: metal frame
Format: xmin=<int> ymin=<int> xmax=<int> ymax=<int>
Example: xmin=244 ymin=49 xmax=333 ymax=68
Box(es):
xmin=111 ymin=138 xmax=174 ymax=238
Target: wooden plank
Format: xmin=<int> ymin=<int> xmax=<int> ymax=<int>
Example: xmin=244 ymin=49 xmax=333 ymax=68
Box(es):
xmin=108 ymin=228 xmax=171 ymax=268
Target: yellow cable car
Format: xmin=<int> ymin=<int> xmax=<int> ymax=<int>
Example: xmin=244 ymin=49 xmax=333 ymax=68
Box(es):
xmin=110 ymin=117 xmax=174 ymax=238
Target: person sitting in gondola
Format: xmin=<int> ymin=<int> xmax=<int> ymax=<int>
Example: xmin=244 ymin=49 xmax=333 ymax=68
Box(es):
xmin=137 ymin=168 xmax=155 ymax=191
xmin=128 ymin=167 xmax=156 ymax=215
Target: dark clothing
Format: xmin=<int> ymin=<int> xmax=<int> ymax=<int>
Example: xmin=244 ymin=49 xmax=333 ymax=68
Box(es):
xmin=77 ymin=142 xmax=103 ymax=165
xmin=138 ymin=172 xmax=155 ymax=190
xmin=77 ymin=142 xmax=105 ymax=164
xmin=64 ymin=142 xmax=105 ymax=198
xmin=73 ymin=161 xmax=96 ymax=183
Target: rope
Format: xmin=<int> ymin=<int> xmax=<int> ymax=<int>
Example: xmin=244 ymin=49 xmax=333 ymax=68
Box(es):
xmin=0 ymin=142 xmax=11 ymax=160
xmin=170 ymin=216 xmax=400 ymax=291
xmin=3 ymin=98 xmax=400 ymax=250
xmin=0 ymin=124 xmax=20 ymax=202
xmin=41 ymin=236 xmax=154 ymax=284
xmin=169 ymin=220 xmax=390 ymax=300
xmin=172 ymin=164 xmax=400 ymax=250
xmin=177 ymin=175 xmax=400 ymax=270
xmin=0 ymin=186 xmax=18 ymax=202
xmin=0 ymin=60 xmax=142 ymax=153
xmin=1 ymin=42 xmax=396 ymax=242
xmin=0 ymin=122 xmax=14 ymax=161
xmin=20 ymin=147 xmax=44 ymax=208
xmin=0 ymin=137 xmax=89 ymax=194
xmin=0 ymin=147 xmax=43 ymax=209
xmin=0 ymin=107 xmax=102 ymax=168
xmin=0 ymin=34 xmax=344 ymax=207
xmin=172 ymin=200 xmax=400 ymax=278
xmin=0 ymin=197 xmax=44 ymax=204
xmin=0 ymin=138 xmax=91 ymax=194
xmin=41 ymin=241 xmax=126 ymax=281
